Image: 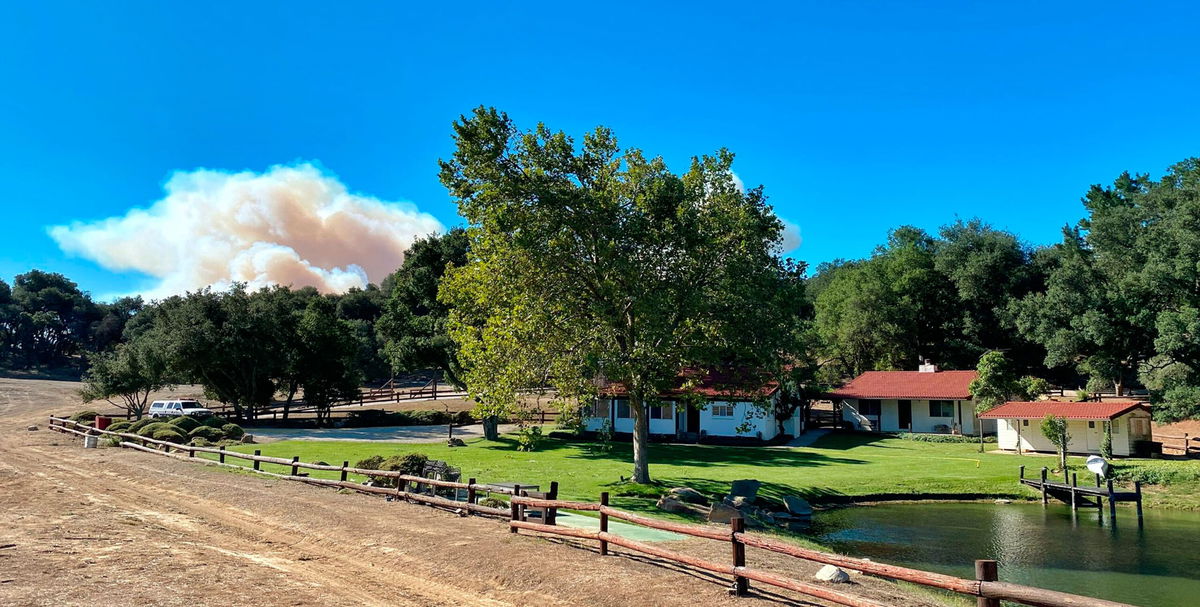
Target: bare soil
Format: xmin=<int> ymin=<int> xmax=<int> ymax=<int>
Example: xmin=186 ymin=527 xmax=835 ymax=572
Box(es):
xmin=0 ymin=378 xmax=940 ymax=606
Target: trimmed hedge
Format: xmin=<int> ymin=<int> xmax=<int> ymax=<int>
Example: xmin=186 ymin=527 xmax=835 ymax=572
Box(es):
xmin=188 ymin=426 xmax=224 ymax=441
xmin=70 ymin=410 xmax=100 ymax=422
xmin=170 ymin=415 xmax=202 ymax=433
xmin=199 ymin=415 xmax=226 ymax=429
xmin=129 ymin=418 xmax=158 ymax=432
xmin=150 ymin=428 xmax=187 ymax=443
xmin=902 ymin=433 xmax=997 ymax=444
xmin=136 ymin=422 xmax=174 ymax=438
xmin=107 ymin=421 xmax=133 ymax=433
xmin=221 ymin=423 xmax=245 ymax=440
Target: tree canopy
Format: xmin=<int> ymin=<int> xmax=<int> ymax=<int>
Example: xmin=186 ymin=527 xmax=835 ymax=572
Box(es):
xmin=438 ymin=107 xmax=809 ymax=482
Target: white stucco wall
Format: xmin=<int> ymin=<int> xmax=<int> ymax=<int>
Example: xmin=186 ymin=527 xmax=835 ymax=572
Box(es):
xmin=995 ymin=412 xmax=1149 ymax=457
xmin=583 ymin=394 xmax=787 ymax=440
xmin=843 ymin=398 xmax=980 ymax=434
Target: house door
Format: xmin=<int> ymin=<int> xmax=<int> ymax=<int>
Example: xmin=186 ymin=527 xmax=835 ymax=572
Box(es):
xmin=898 ymin=400 xmax=912 ymax=431
xmin=686 ymin=406 xmax=701 ymax=433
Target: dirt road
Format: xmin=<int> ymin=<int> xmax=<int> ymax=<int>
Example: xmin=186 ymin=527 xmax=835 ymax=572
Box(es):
xmin=0 ymin=378 xmax=936 ymax=606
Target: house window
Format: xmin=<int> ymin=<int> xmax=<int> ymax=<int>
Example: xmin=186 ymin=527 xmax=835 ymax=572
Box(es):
xmin=616 ymin=399 xmax=631 ymax=419
xmin=1022 ymin=419 xmax=1029 ymax=427
xmin=649 ymin=404 xmax=673 ymax=420
xmin=1113 ymin=421 xmax=1121 ymax=434
xmin=929 ymin=400 xmax=954 ymax=417
xmin=711 ymin=403 xmax=735 ymax=418
xmin=588 ymin=399 xmax=611 ymax=419
xmin=857 ymin=399 xmax=881 ymax=417
xmin=1088 ymin=421 xmax=1096 ymax=428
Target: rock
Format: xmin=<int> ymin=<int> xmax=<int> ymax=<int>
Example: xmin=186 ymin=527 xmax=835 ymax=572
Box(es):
xmin=724 ymin=495 xmax=755 ymax=510
xmin=239 ymin=434 xmax=254 ymax=443
xmin=729 ymin=479 xmax=761 ymax=503
xmin=994 ymin=498 xmax=1012 ymax=504
xmin=26 ymin=425 xmax=38 ymax=431
xmin=707 ymin=501 xmax=740 ymax=524
xmin=667 ymin=487 xmax=707 ymax=504
xmin=814 ymin=564 xmax=850 ymax=583
xmin=656 ymin=496 xmax=692 ymax=514
xmin=447 ymin=438 xmax=466 ymax=447
xmin=783 ymin=496 xmax=813 ymax=517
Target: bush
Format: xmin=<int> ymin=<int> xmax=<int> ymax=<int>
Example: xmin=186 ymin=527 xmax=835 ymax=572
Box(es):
xmin=479 ymin=497 xmax=508 ymax=509
xmin=199 ymin=415 xmax=226 ymax=429
xmin=107 ymin=421 xmax=133 ymax=433
xmin=70 ymin=410 xmax=100 ymax=422
xmin=188 ymin=426 xmax=225 ymax=441
xmin=151 ymin=428 xmax=187 ymax=443
xmin=136 ymin=422 xmax=173 ymax=437
xmin=220 ymin=423 xmax=245 ymax=440
xmin=128 ymin=418 xmax=157 ymax=432
xmin=189 ymin=437 xmax=213 ymax=447
xmin=353 ymin=453 xmax=429 ymax=487
xmin=516 ymin=425 xmax=543 ymax=452
xmin=1111 ymin=461 xmax=1200 ymax=485
xmin=169 ymin=415 xmax=202 ymax=433
xmin=103 ymin=435 xmax=123 ymax=447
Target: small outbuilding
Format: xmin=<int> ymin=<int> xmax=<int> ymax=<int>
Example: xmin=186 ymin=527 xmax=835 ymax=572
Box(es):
xmin=979 ymin=400 xmax=1153 ymax=457
xmin=827 ymin=364 xmax=985 ymax=434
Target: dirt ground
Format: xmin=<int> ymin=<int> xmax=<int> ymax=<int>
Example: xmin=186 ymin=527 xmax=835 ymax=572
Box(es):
xmin=0 ymin=377 xmax=941 ymax=607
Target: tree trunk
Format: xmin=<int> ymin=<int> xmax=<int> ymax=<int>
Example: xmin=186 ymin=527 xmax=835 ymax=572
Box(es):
xmin=630 ymin=394 xmax=651 ymax=484
xmin=482 ymin=415 xmax=499 ymax=441
xmin=283 ymin=381 xmax=296 ymax=421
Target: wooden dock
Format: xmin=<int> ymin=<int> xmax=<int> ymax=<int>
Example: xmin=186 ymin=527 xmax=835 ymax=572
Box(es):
xmin=1019 ymin=465 xmax=1143 ymax=521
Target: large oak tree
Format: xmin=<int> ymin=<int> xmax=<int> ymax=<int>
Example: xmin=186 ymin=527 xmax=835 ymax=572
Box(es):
xmin=438 ymin=108 xmax=807 ymax=483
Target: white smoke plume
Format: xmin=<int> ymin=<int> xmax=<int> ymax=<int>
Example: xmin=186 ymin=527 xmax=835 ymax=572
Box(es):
xmin=50 ymin=163 xmax=444 ymax=299
xmin=780 ymin=220 xmax=802 ymax=252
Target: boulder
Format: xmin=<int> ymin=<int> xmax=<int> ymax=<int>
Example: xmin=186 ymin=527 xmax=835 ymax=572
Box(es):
xmin=783 ymin=496 xmax=813 ymax=517
xmin=239 ymin=434 xmax=254 ymax=444
xmin=814 ymin=564 xmax=850 ymax=583
xmin=729 ymin=479 xmax=761 ymax=503
xmin=656 ymin=496 xmax=693 ymax=514
xmin=667 ymin=487 xmax=707 ymax=504
xmin=26 ymin=425 xmax=38 ymax=431
xmin=707 ymin=501 xmax=740 ymax=524
xmin=724 ymin=495 xmax=754 ymax=510
xmin=447 ymin=438 xmax=467 ymax=447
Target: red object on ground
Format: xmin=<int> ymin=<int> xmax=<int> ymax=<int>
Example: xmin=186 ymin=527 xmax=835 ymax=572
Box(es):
xmin=94 ymin=416 xmax=112 ymax=430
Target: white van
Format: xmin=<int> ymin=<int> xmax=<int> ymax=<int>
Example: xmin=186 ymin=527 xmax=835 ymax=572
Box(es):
xmin=148 ymin=399 xmax=214 ymax=418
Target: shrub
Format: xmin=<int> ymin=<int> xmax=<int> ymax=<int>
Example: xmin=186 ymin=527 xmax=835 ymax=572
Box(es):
xmin=220 ymin=423 xmax=245 ymax=439
xmin=353 ymin=453 xmax=429 ymax=487
xmin=188 ymin=426 xmax=225 ymax=441
xmin=1111 ymin=461 xmax=1200 ymax=485
xmin=903 ymin=433 xmax=997 ymax=444
xmin=453 ymin=410 xmax=474 ymax=426
xmin=70 ymin=410 xmax=100 ymax=422
xmin=516 ymin=425 xmax=543 ymax=452
xmin=107 ymin=421 xmax=133 ymax=433
xmin=128 ymin=418 xmax=157 ymax=432
xmin=169 ymin=416 xmax=202 ymax=433
xmin=479 ymin=497 xmax=508 ymax=509
xmin=355 ymin=454 xmax=385 ymax=470
xmin=103 ymin=435 xmax=123 ymax=447
xmin=136 ymin=422 xmax=173 ymax=437
xmin=151 ymin=428 xmax=187 ymax=444
xmin=189 ymin=437 xmax=213 ymax=447
xmin=199 ymin=415 xmax=226 ymax=429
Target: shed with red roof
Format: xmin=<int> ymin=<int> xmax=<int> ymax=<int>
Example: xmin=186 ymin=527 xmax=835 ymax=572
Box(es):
xmin=827 ymin=364 xmax=984 ymax=434
xmin=979 ymin=400 xmax=1153 ymax=456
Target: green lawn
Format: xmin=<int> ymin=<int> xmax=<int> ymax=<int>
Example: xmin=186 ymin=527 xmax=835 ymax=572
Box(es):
xmin=206 ymin=433 xmax=1095 ymax=514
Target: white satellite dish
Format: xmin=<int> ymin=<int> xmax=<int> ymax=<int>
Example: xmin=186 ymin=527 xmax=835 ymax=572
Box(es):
xmin=1086 ymin=455 xmax=1110 ymax=478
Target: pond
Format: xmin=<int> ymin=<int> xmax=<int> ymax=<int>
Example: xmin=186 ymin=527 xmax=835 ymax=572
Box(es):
xmin=811 ymin=502 xmax=1200 ymax=607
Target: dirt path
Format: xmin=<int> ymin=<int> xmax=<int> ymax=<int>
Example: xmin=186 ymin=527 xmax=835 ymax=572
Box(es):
xmin=0 ymin=378 xmax=938 ymax=606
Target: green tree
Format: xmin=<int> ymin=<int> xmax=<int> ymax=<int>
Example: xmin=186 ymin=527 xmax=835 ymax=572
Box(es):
xmin=80 ymin=332 xmax=172 ymax=419
xmin=377 ymin=228 xmax=469 ymax=389
xmin=1040 ymin=414 xmax=1071 ymax=472
xmin=969 ymin=351 xmax=1047 ymax=413
xmin=8 ymin=270 xmax=100 ymax=368
xmin=294 ymin=298 xmax=362 ymax=424
xmin=438 ymin=108 xmax=808 ymax=482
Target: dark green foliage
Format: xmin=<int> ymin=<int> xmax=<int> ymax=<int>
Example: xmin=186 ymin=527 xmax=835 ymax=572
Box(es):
xmin=136 ymin=422 xmax=173 ymax=437
xmin=516 ymin=425 xmax=543 ymax=452
xmin=106 ymin=420 xmax=133 ymax=433
xmin=903 ymin=433 xmax=997 ymax=444
xmin=188 ymin=426 xmax=224 ymax=441
xmin=69 ymin=410 xmax=99 ymax=422
xmin=353 ymin=453 xmax=429 ymax=487
xmin=169 ymin=415 xmax=202 ymax=433
xmin=1111 ymin=461 xmax=1200 ymax=485
xmin=220 ymin=423 xmax=244 ymax=439
xmin=345 ymin=408 xmax=469 ymax=427
xmin=128 ymin=418 xmax=157 ymax=432
xmin=150 ymin=427 xmax=187 ymax=443
xmin=478 ymin=497 xmax=508 ymax=509
xmin=199 ymin=415 xmax=226 ymax=429
xmin=189 ymin=437 xmax=213 ymax=447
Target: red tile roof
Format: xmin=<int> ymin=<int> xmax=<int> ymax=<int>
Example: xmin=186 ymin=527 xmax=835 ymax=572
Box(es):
xmin=978 ymin=400 xmax=1150 ymax=420
xmin=599 ymin=368 xmax=780 ymax=400
xmin=828 ymin=370 xmax=978 ymax=400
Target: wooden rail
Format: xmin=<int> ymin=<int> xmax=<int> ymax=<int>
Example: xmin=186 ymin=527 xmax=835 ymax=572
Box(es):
xmin=47 ymin=416 xmax=514 ymax=515
xmin=48 ymin=416 xmax=1135 ymax=607
xmin=508 ymin=494 xmax=1137 ymax=607
xmin=1154 ymin=432 xmax=1199 ymax=457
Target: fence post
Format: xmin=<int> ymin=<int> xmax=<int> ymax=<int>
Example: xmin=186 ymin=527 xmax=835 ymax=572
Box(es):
xmin=1107 ymin=479 xmax=1117 ymax=520
xmin=467 ymin=477 xmax=476 ymax=509
xmin=730 ymin=516 xmax=749 ymax=596
xmin=509 ymin=484 xmax=521 ymax=533
xmin=975 ymin=560 xmax=999 ymax=607
xmin=291 ymin=456 xmax=299 ymax=477
xmin=219 ymin=445 xmax=225 ymax=464
xmin=188 ymin=446 xmax=195 ymax=458
xmin=547 ymin=481 xmax=559 ymax=525
xmin=1018 ymin=465 xmax=1024 ymax=480
xmin=340 ymin=461 xmax=348 ymax=482
xmin=599 ymin=492 xmax=609 ymax=556
xmin=253 ymin=449 xmax=261 ymax=471
xmin=1185 ymin=433 xmax=1190 ymax=457
xmin=1135 ymin=481 xmax=1143 ymax=520
xmin=1070 ymin=472 xmax=1078 ymax=512
xmin=1040 ymin=467 xmax=1048 ymax=505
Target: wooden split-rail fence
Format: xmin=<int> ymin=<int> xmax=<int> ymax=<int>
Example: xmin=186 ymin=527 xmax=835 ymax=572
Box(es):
xmin=1154 ymin=431 xmax=1200 ymax=457
xmin=48 ymin=416 xmax=1134 ymax=607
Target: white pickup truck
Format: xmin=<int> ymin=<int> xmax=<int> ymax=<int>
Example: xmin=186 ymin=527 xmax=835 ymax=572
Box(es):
xmin=147 ymin=399 xmax=214 ymax=418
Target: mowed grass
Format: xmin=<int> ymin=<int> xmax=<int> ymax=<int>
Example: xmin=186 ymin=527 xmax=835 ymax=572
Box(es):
xmin=204 ymin=433 xmax=1077 ymax=514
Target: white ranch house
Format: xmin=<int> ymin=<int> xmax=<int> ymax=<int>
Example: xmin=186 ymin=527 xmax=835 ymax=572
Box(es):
xmin=829 ymin=365 xmax=989 ymax=434
xmin=979 ymin=400 xmax=1153 ymax=457
xmin=583 ymin=372 xmax=803 ymax=443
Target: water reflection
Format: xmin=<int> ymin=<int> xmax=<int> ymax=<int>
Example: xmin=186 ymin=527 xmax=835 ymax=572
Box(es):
xmin=811 ymin=502 xmax=1198 ymax=607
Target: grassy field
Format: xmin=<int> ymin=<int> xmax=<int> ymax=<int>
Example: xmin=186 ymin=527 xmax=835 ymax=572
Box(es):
xmin=208 ymin=433 xmax=1085 ymax=511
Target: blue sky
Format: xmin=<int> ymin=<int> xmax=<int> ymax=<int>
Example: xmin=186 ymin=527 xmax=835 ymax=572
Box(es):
xmin=3 ymin=2 xmax=1199 ymax=298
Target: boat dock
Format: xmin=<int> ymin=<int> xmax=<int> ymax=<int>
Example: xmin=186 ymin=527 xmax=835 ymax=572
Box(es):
xmin=1019 ymin=465 xmax=1143 ymax=521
